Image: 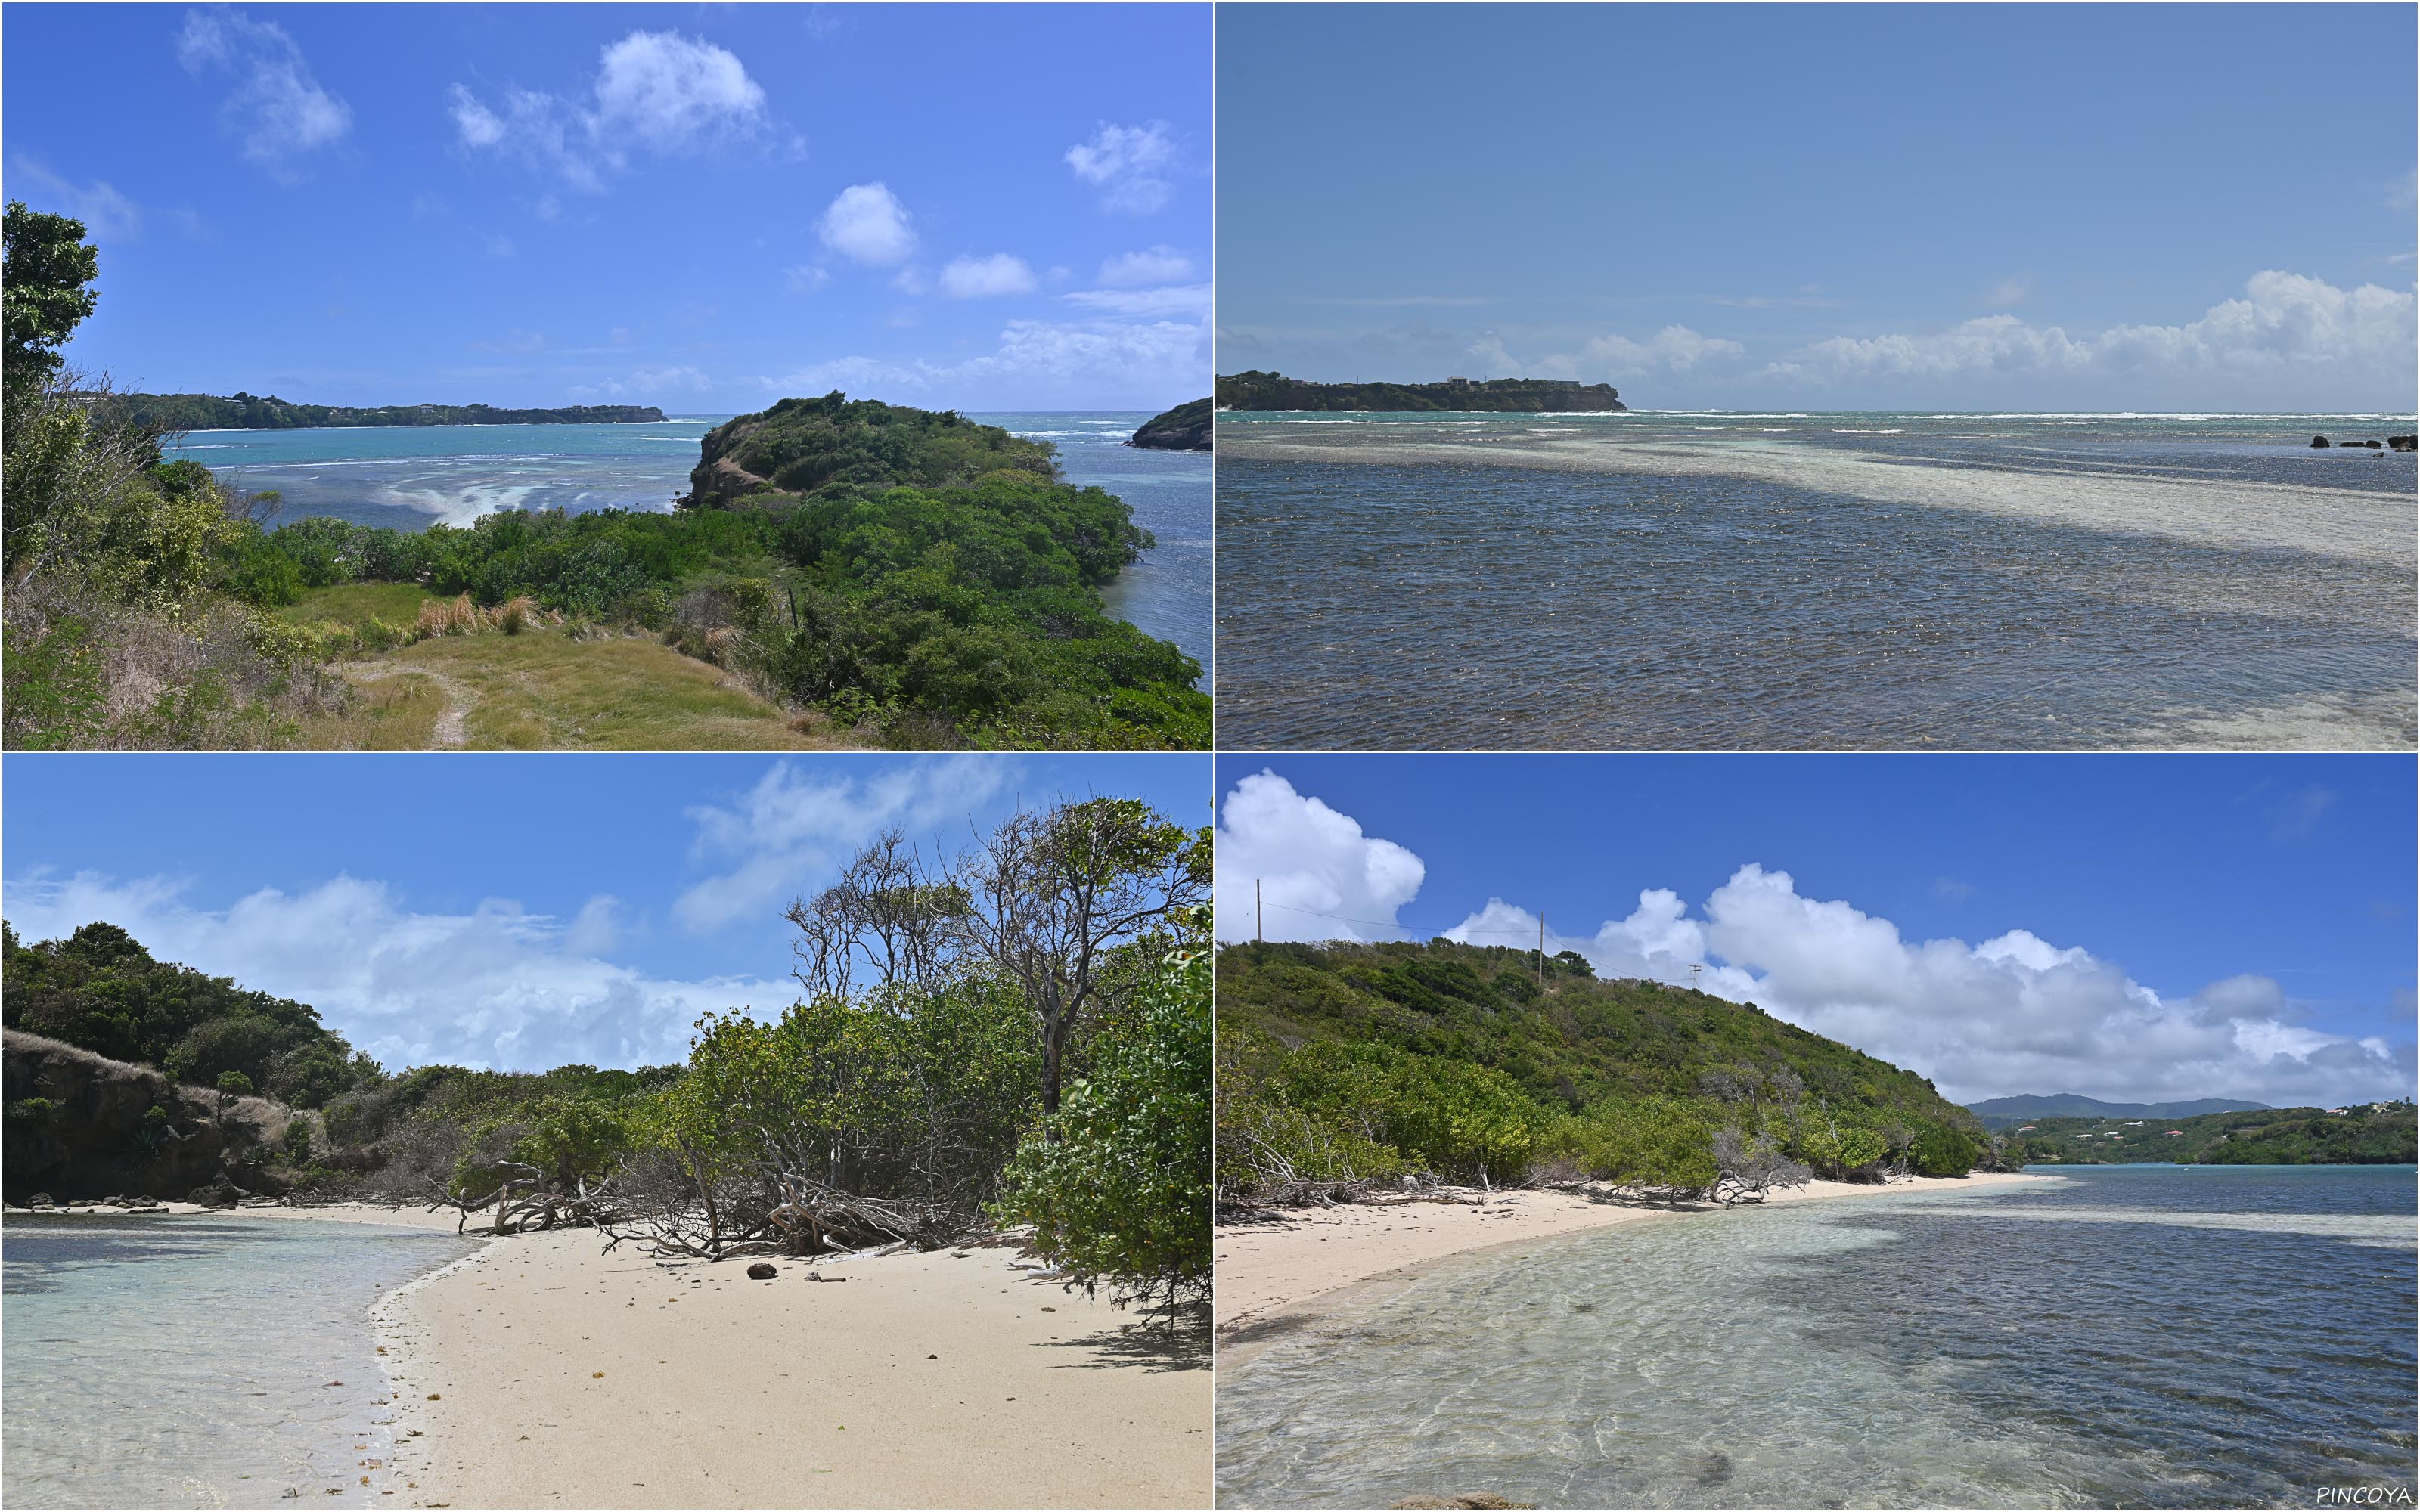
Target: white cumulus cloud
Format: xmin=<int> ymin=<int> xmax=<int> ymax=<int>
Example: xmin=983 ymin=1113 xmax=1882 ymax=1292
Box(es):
xmin=176 ymin=9 xmax=352 ymax=180
xmin=818 ymin=182 xmax=917 ymax=266
xmin=1213 ymin=770 xmax=1426 ymax=943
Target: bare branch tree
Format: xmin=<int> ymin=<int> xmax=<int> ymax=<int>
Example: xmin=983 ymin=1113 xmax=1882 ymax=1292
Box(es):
xmin=783 ymin=829 xmax=966 ymax=1003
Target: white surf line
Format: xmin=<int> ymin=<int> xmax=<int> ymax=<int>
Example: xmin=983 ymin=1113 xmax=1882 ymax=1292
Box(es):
xmin=1222 ymin=432 xmax=2414 ymax=570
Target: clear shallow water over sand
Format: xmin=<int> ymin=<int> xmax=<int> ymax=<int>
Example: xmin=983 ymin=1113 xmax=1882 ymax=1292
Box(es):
xmin=165 ymin=411 xmax=1209 ymax=672
xmin=2 ymin=1215 xmax=476 ymax=1508
xmin=1215 ymin=1166 xmax=2419 ymax=1508
xmin=1215 ymin=411 xmax=2416 ymax=749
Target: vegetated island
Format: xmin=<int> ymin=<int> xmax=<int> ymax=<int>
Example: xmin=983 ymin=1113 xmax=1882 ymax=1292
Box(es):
xmin=1215 ymin=369 xmax=1626 ymax=412
xmin=1214 ymin=940 xmax=2045 ymax=1349
xmin=2 ymin=803 xmax=1212 ymax=1504
xmin=1130 ymin=397 xmax=1212 ymax=451
xmin=114 ymin=392 xmax=667 ymax=430
xmin=4 ymin=198 xmax=1206 ymax=751
xmin=2000 ymin=1102 xmax=2415 ymax=1164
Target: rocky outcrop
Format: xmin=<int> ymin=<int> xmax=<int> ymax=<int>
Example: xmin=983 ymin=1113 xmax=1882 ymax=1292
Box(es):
xmin=2389 ymin=435 xmax=2416 ymax=451
xmin=1129 ymin=398 xmax=1212 ymax=451
xmin=4 ymin=1030 xmax=295 ymax=1203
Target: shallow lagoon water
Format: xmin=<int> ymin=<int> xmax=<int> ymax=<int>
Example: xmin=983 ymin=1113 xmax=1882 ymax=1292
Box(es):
xmin=2 ymin=1215 xmax=476 ymax=1509
xmin=1215 ymin=1167 xmax=2419 ymax=1508
xmin=166 ymin=410 xmax=1210 ymax=674
xmin=1215 ymin=411 xmax=2416 ymax=749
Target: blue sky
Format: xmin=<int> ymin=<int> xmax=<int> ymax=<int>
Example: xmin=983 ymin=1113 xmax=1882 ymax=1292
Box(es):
xmin=1218 ymin=4 xmax=2417 ymax=411
xmin=2 ymin=754 xmax=1210 ymax=1073
xmin=5 ymin=4 xmax=1210 ymax=411
xmin=1215 ymin=754 xmax=2417 ymax=1108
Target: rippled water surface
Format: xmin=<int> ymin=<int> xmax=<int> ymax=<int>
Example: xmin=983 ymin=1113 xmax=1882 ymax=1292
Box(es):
xmin=1215 ymin=412 xmax=2416 ymax=748
xmin=1215 ymin=1167 xmax=2419 ymax=1507
xmin=2 ymin=1215 xmax=476 ymax=1508
xmin=165 ymin=411 xmax=1208 ymax=670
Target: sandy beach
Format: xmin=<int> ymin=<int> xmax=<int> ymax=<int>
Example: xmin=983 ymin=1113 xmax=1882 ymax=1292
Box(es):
xmin=1217 ymin=1172 xmax=2052 ymax=1366
xmin=368 ymin=1230 xmax=1210 ymax=1509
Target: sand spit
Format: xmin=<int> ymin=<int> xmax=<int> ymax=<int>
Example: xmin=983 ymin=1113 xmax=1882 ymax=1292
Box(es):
xmin=1218 ymin=430 xmax=2413 ymax=569
xmin=374 ymin=1232 xmax=1210 ymax=1509
xmin=1217 ymin=1171 xmax=2052 ymax=1368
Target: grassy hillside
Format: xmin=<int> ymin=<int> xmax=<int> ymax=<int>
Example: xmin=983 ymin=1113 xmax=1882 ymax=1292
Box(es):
xmin=2010 ymin=1103 xmax=2415 ymax=1165
xmin=1217 ymin=940 xmax=2000 ymax=1203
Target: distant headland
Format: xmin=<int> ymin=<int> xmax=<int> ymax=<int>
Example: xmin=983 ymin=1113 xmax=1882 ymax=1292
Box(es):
xmin=108 ymin=392 xmax=669 ymax=430
xmin=1131 ymin=397 xmax=1212 ymax=451
xmin=1216 ymin=370 xmax=1625 ymax=413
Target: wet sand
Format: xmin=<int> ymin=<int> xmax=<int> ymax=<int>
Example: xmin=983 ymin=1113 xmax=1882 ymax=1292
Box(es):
xmin=1216 ymin=1172 xmax=2052 ymax=1368
xmin=1218 ymin=428 xmax=2413 ymax=568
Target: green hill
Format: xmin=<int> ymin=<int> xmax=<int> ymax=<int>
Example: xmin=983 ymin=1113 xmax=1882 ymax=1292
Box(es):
xmin=1968 ymin=1092 xmax=2271 ymax=1128
xmin=1217 ymin=940 xmax=2000 ymax=1203
xmin=2009 ymin=1103 xmax=2415 ymax=1165
xmin=1215 ymin=370 xmax=1625 ymax=413
xmin=1131 ymin=398 xmax=1212 ymax=451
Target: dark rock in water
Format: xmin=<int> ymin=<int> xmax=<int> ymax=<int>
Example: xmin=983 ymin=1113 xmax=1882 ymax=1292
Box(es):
xmin=746 ymin=1262 xmax=778 ymax=1280
xmin=2388 ymin=435 xmax=2416 ymax=451
xmin=187 ymin=1179 xmax=244 ymax=1208
xmin=1129 ymin=397 xmax=1212 ymax=451
xmin=2353 ymin=438 xmax=2383 ymax=448
xmin=2312 ymin=435 xmax=2331 ymax=447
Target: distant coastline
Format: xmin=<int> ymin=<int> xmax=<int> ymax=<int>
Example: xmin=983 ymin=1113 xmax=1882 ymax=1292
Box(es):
xmin=1216 ymin=369 xmax=1626 ymax=412
xmin=110 ymin=392 xmax=667 ymax=431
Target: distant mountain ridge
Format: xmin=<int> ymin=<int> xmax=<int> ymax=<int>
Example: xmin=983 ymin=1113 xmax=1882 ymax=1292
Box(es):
xmin=1968 ymin=1092 xmax=2273 ymax=1129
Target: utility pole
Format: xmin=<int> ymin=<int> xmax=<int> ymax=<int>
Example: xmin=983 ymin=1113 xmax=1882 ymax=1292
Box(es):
xmin=1255 ymin=878 xmax=1262 ymax=943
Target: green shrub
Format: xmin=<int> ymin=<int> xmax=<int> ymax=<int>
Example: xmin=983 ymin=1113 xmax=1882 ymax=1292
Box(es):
xmin=993 ymin=947 xmax=1210 ymax=1308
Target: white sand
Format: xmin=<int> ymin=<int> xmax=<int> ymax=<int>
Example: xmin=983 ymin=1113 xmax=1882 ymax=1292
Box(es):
xmin=372 ymin=1233 xmax=1210 ymax=1509
xmin=1217 ymin=1172 xmax=2052 ymax=1365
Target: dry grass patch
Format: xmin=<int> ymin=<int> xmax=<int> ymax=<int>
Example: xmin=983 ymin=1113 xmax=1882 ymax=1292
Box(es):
xmin=306 ymin=624 xmax=852 ymax=750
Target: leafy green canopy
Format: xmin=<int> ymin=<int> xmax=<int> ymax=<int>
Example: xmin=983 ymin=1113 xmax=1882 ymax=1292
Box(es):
xmin=994 ymin=941 xmax=1212 ymax=1308
xmin=1217 ymin=940 xmax=1992 ymax=1198
xmin=3 ymin=921 xmax=377 ymax=1108
xmin=687 ymin=393 xmax=1058 ymax=506
xmin=3 ymin=201 xmax=98 ymax=388
xmin=2010 ymin=1105 xmax=2416 ymax=1166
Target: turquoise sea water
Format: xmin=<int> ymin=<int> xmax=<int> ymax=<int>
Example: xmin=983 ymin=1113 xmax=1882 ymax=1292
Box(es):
xmin=163 ymin=410 xmax=1210 ymax=671
xmin=1215 ymin=1165 xmax=2419 ymax=1508
xmin=1215 ymin=410 xmax=2416 ymax=748
xmin=2 ymin=1215 xmax=476 ymax=1509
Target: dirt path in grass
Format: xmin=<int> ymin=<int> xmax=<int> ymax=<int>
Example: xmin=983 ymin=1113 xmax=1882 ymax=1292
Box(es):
xmin=342 ymin=662 xmax=473 ymax=748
